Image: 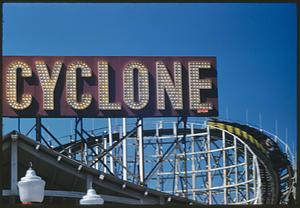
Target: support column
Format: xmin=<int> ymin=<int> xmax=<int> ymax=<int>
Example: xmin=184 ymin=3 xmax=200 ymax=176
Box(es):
xmin=108 ymin=118 xmax=114 ymax=174
xmin=207 ymin=126 xmax=212 ymax=204
xmin=36 ymin=116 xmax=41 ymax=143
xmin=182 ymin=118 xmax=188 ymax=197
xmin=103 ymin=132 xmax=107 ymax=173
xmin=11 ymin=133 xmax=18 ymax=195
xmin=174 ymin=121 xmax=179 ymax=194
xmin=174 ymin=153 xmax=179 ymax=194
xmin=137 ymin=118 xmax=144 ymax=184
xmin=122 ymin=118 xmax=127 ymax=181
xmin=156 ymin=124 xmax=160 ymax=191
xmin=244 ymin=146 xmax=249 ymax=202
xmin=86 ymin=175 xmax=93 ymax=189
xmin=191 ymin=123 xmax=196 ymax=200
xmin=222 ymin=130 xmax=227 ymax=204
xmin=95 ymin=138 xmax=99 ymax=170
xmin=234 ymin=136 xmax=238 ymax=203
xmin=83 ymin=143 xmax=88 ymax=164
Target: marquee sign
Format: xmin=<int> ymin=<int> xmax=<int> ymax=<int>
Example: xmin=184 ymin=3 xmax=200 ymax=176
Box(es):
xmin=2 ymin=56 xmax=218 ymax=117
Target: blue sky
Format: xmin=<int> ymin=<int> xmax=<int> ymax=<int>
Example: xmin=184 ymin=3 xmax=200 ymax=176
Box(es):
xmin=3 ymin=3 xmax=297 ymax=154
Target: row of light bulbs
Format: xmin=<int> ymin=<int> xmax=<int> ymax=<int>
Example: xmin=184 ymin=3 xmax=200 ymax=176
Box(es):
xmin=6 ymin=61 xmax=214 ymax=111
xmin=156 ymin=61 xmax=183 ymax=110
xmin=123 ymin=62 xmax=149 ymax=110
xmin=66 ymin=61 xmax=93 ymax=110
xmin=98 ymin=61 xmax=122 ymax=110
xmin=189 ymin=63 xmax=212 ymax=110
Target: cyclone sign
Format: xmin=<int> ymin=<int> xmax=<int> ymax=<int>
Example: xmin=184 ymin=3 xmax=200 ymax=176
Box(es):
xmin=2 ymin=56 xmax=218 ymax=117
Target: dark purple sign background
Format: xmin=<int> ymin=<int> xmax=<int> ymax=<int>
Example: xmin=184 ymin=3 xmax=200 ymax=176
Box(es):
xmin=3 ymin=56 xmax=218 ymax=117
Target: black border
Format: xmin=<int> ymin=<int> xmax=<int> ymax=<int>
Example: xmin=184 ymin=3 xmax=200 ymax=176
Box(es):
xmin=0 ymin=0 xmax=299 ymax=207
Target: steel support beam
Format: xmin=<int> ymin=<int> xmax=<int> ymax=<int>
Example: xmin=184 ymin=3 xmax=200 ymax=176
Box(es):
xmin=95 ymin=138 xmax=99 ymax=170
xmin=137 ymin=118 xmax=144 ymax=184
xmin=191 ymin=123 xmax=196 ymax=200
xmin=122 ymin=118 xmax=127 ymax=181
xmin=222 ymin=130 xmax=227 ymax=204
xmin=103 ymin=133 xmax=107 ymax=173
xmin=244 ymin=146 xmax=249 ymax=202
xmin=207 ymin=126 xmax=212 ymax=204
xmin=36 ymin=116 xmax=41 ymax=143
xmin=182 ymin=117 xmax=188 ymax=197
xmin=108 ymin=118 xmax=114 ymax=174
xmin=10 ymin=133 xmax=18 ymax=195
xmin=234 ymin=136 xmax=238 ymax=203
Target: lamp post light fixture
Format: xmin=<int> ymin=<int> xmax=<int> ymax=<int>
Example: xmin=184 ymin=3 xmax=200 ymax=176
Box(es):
xmin=17 ymin=162 xmax=46 ymax=203
xmin=80 ymin=189 xmax=104 ymax=205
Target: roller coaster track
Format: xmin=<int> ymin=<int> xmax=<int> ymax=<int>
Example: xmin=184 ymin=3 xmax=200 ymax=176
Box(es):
xmin=208 ymin=120 xmax=295 ymax=204
xmin=49 ymin=119 xmax=296 ymax=205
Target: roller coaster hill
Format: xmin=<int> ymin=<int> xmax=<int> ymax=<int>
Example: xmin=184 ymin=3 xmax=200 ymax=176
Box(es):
xmin=2 ymin=118 xmax=297 ymax=205
xmin=207 ymin=119 xmax=296 ymax=204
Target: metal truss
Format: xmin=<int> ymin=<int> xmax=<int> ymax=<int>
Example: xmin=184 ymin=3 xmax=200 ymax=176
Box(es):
xmin=12 ymin=117 xmax=296 ymax=205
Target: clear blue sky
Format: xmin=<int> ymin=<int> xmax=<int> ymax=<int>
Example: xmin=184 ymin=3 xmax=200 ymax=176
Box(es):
xmin=3 ymin=3 xmax=297 ymax=154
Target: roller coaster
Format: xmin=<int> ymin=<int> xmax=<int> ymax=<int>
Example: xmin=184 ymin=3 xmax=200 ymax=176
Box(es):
xmin=2 ymin=118 xmax=297 ymax=205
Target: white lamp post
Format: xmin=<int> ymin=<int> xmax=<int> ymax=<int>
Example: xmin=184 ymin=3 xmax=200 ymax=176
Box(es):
xmin=17 ymin=163 xmax=45 ymax=203
xmin=80 ymin=188 xmax=104 ymax=205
